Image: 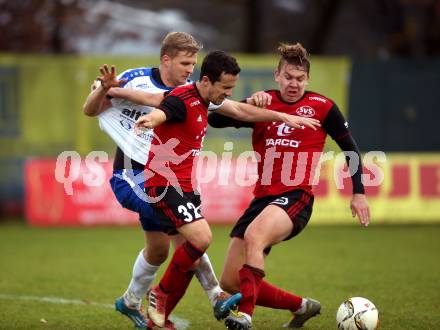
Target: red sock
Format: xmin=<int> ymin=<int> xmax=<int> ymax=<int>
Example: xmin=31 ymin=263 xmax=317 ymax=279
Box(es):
xmin=238 ymin=264 xmax=265 ymax=316
xmin=165 ymin=270 xmax=195 ymax=318
xmin=256 ymin=280 xmax=303 ymax=312
xmin=159 ymin=242 xmax=204 ymax=294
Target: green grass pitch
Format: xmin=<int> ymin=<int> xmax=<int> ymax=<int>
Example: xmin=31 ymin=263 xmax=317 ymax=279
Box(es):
xmin=0 ymin=221 xmax=439 ymax=329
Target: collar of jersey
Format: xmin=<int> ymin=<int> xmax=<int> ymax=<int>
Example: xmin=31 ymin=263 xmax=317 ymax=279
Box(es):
xmin=150 ymin=68 xmax=192 ymax=91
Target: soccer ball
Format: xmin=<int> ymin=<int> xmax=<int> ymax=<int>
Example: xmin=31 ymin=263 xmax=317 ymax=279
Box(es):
xmin=336 ymin=297 xmax=379 ymax=330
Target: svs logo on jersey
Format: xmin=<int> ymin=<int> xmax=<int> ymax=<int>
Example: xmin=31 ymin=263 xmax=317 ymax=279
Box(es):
xmin=296 ymin=106 xmax=315 ymax=117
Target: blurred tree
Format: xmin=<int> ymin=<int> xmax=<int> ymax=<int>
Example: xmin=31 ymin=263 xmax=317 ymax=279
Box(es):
xmin=375 ymin=0 xmax=440 ymax=58
xmin=308 ymin=0 xmax=342 ymax=54
xmin=0 ymin=0 xmax=84 ymax=53
xmin=0 ymin=0 xmax=439 ymax=57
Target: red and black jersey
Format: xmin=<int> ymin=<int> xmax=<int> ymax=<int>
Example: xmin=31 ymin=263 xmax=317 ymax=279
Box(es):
xmin=207 ymin=90 xmax=364 ymax=196
xmin=252 ymin=90 xmax=336 ymax=198
xmin=145 ymin=83 xmax=210 ymax=192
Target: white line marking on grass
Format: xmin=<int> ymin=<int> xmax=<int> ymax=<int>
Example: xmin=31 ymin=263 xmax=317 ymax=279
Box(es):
xmin=0 ymin=293 xmax=189 ymax=329
xmin=0 ymin=293 xmax=113 ymax=308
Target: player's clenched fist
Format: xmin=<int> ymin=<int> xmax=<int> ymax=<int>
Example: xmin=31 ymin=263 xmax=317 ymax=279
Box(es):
xmin=134 ymin=114 xmax=154 ymax=134
xmin=134 ymin=110 xmax=167 ymax=135
xmin=247 ymin=91 xmax=272 ymax=108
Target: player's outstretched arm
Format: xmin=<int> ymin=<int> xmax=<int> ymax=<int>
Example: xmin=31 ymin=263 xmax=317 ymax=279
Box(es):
xmin=134 ymin=109 xmax=167 ymax=132
xmin=107 ymin=88 xmax=164 ymax=108
xmin=83 ymin=64 xmax=126 ymax=117
xmin=216 ymin=99 xmax=320 ymax=130
xmin=83 ymin=81 xmax=110 ymax=117
xmin=321 ymin=104 xmax=371 ymax=227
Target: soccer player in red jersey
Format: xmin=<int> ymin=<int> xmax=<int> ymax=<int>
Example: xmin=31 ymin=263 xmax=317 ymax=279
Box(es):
xmin=84 ymin=33 xmax=247 ymax=330
xmin=207 ymin=43 xmax=371 ymax=329
xmin=129 ymin=50 xmax=321 ymax=328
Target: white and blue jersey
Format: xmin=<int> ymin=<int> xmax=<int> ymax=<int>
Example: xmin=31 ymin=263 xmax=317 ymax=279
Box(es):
xmin=98 ymin=67 xmax=188 ymax=231
xmin=98 ymin=67 xmax=174 ymax=165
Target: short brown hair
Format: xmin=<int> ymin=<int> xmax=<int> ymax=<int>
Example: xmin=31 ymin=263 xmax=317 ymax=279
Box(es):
xmin=199 ymin=50 xmax=241 ymax=83
xmin=160 ymin=32 xmax=202 ymax=58
xmin=277 ymin=42 xmax=310 ymax=74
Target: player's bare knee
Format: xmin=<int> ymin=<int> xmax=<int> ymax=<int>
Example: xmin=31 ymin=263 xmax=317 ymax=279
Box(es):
xmin=144 ymin=243 xmax=169 ymax=265
xmin=243 ymin=230 xmax=265 ymax=251
xmin=145 ymin=249 xmax=168 ymax=265
xmin=191 ymin=225 xmax=212 ymax=250
xmin=220 ymin=275 xmax=240 ymax=294
xmin=190 ymin=234 xmax=211 ymax=251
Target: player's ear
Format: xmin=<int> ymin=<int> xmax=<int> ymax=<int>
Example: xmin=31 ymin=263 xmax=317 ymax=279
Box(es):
xmin=161 ymin=54 xmax=171 ymax=67
xmin=274 ymin=69 xmax=280 ymax=83
xmin=200 ymin=75 xmax=210 ymax=85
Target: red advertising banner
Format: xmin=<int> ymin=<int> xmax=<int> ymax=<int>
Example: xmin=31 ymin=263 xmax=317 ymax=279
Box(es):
xmin=25 ymin=157 xmax=255 ymax=226
xmin=25 ymin=154 xmax=440 ymax=226
xmin=25 ymin=158 xmax=137 ymax=226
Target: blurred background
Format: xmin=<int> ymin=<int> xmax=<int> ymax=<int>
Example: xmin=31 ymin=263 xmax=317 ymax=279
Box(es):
xmin=1 ymin=3 xmax=439 ymax=328
xmin=1 ymin=0 xmax=439 ymax=224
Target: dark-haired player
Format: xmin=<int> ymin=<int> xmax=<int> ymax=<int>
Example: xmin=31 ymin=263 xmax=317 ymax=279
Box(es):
xmin=207 ymin=43 xmax=371 ymax=329
xmin=130 ymin=50 xmax=321 ymax=328
xmin=83 ymin=32 xmax=244 ymax=330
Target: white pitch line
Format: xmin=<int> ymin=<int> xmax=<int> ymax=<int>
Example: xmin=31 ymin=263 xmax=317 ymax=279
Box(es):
xmin=0 ymin=293 xmax=189 ymax=329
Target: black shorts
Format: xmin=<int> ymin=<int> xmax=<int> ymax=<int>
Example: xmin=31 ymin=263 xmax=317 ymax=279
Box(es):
xmin=230 ymin=189 xmax=314 ymax=241
xmin=146 ymin=186 xmax=204 ymax=234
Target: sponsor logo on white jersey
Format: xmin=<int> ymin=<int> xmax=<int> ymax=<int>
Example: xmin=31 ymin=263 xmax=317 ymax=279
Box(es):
xmin=296 ymin=106 xmax=315 ymax=117
xmin=190 ymin=100 xmax=201 ymax=107
xmin=121 ymin=108 xmax=147 ymax=121
xmin=309 ymin=96 xmax=327 ymax=103
xmin=276 ymin=123 xmax=295 ymax=136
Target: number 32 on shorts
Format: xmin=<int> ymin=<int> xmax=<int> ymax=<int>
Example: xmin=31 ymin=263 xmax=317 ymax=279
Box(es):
xmin=177 ymin=203 xmax=202 ymax=222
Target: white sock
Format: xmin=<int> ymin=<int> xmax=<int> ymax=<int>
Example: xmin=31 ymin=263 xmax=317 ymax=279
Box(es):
xmin=294 ymin=298 xmax=308 ymax=314
xmin=123 ymin=249 xmax=159 ymax=308
xmin=195 ymin=253 xmax=223 ymax=306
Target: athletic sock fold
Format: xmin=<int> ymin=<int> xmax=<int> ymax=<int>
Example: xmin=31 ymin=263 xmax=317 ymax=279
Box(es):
xmin=238 ymin=264 xmax=265 ymax=316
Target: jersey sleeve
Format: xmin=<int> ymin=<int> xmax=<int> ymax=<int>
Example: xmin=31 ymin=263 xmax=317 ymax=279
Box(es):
xmin=322 ymin=104 xmax=350 ymax=140
xmin=322 ymin=104 xmax=365 ymax=194
xmin=158 ymin=95 xmax=187 ymax=122
xmin=117 ymin=70 xmax=134 ymax=89
xmin=208 ymin=101 xmax=225 ymax=111
xmin=207 ymin=112 xmax=254 ymax=129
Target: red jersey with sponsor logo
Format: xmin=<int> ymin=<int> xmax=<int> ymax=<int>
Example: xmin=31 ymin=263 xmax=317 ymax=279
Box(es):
xmin=145 ymin=84 xmax=209 ymax=191
xmin=252 ymin=90 xmax=334 ymax=198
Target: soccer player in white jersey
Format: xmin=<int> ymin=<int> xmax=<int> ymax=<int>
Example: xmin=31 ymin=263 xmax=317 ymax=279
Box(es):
xmin=82 ymin=32 xmax=241 ymax=329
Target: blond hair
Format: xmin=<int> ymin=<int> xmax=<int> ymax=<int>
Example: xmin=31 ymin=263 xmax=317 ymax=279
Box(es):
xmin=160 ymin=32 xmax=202 ymax=58
xmin=277 ymin=42 xmax=310 ymax=74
